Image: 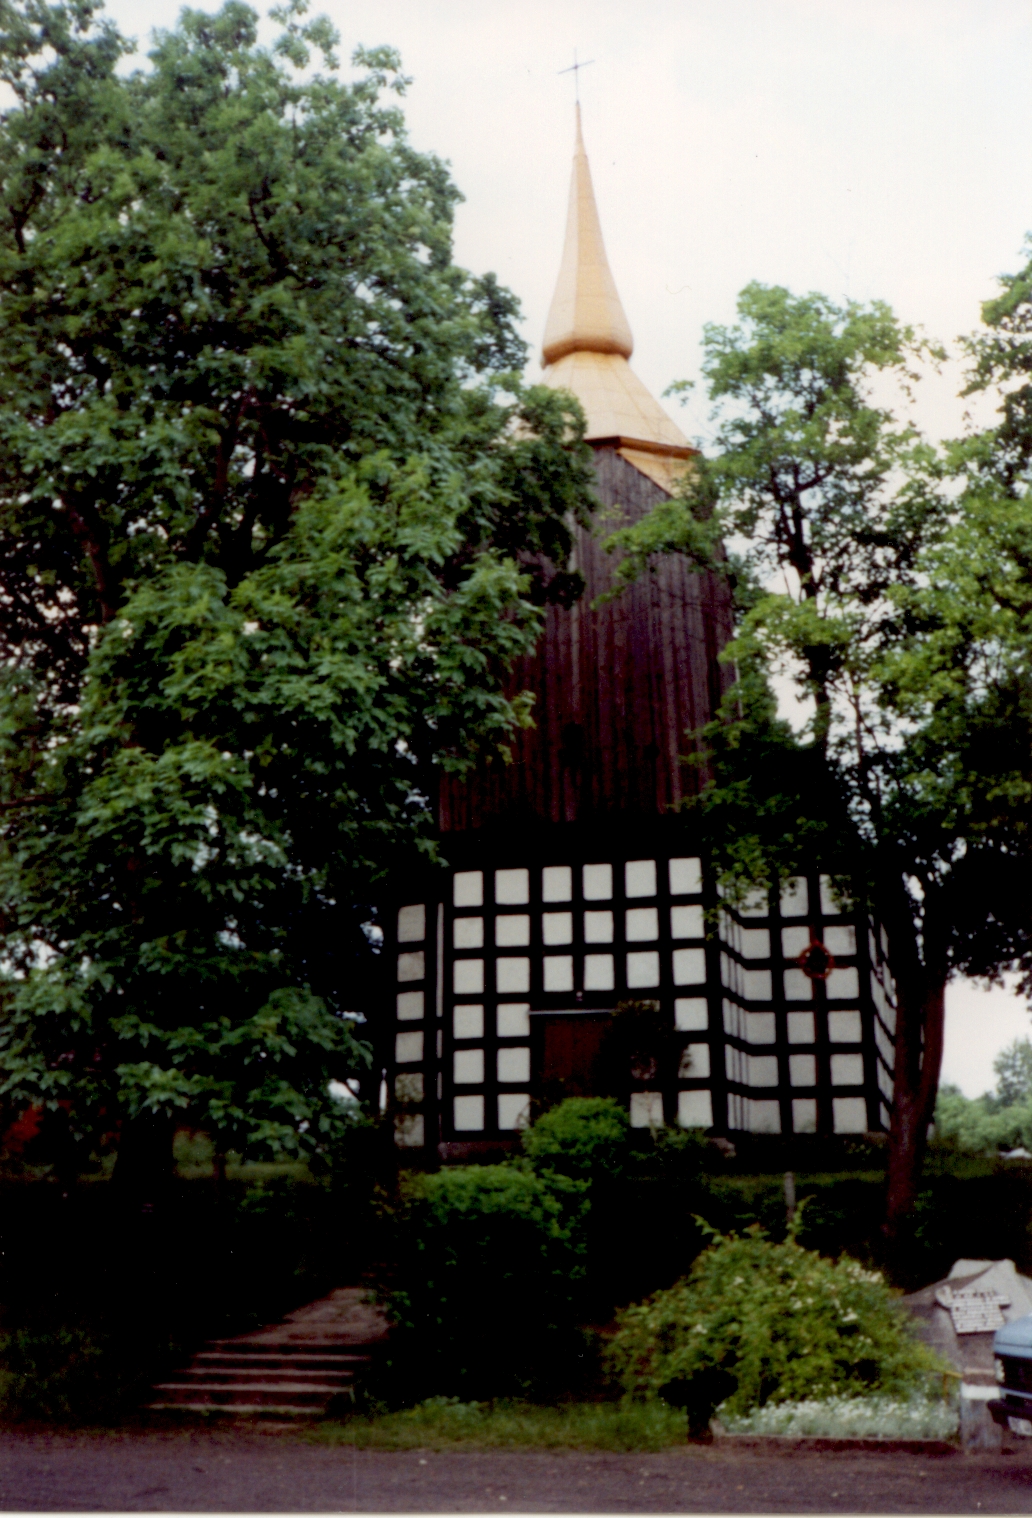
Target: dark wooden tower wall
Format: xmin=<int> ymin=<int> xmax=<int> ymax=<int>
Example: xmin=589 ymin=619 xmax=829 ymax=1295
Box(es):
xmin=439 ymin=447 xmax=735 ymax=833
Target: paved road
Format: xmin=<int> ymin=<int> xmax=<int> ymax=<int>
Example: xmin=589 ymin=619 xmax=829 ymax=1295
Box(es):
xmin=4 ymin=1427 xmax=1032 ymax=1512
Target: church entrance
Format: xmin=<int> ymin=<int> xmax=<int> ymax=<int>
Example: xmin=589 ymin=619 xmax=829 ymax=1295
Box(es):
xmin=530 ymin=1008 xmax=612 ymax=1106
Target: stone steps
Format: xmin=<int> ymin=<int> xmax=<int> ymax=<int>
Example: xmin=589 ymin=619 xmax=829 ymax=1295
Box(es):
xmin=146 ymin=1287 xmax=388 ymax=1420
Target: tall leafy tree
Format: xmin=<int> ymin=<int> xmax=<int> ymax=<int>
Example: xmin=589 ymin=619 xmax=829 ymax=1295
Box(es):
xmin=609 ymin=280 xmax=1032 ymax=1240
xmin=0 ymin=0 xmax=594 ymax=1184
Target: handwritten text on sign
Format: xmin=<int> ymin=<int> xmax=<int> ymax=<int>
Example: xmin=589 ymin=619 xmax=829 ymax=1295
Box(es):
xmin=935 ymin=1285 xmax=1010 ymax=1334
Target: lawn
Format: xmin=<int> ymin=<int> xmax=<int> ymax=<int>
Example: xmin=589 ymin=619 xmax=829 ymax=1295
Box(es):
xmin=312 ymin=1398 xmax=689 ymax=1452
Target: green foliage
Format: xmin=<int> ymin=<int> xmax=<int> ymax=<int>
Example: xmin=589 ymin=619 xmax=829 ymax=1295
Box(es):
xmin=933 ymin=1041 xmax=1032 ymax=1155
xmin=993 ymin=1039 xmax=1032 ymax=1108
xmin=609 ymin=278 xmax=1032 ymax=974
xmin=933 ymin=1085 xmax=1032 ymax=1156
xmin=602 ymin=272 xmax=1032 ymax=1224
xmin=962 ymin=232 xmax=1032 ymax=495
xmin=0 ymin=0 xmax=595 ymax=1170
xmin=0 ymin=1325 xmax=110 ymax=1421
xmin=606 ymin=1224 xmax=943 ymax=1426
xmin=521 ymin=1096 xmax=709 ymax=1312
xmin=315 ymin=1396 xmax=688 ymax=1451
xmin=520 ymin=1096 xmax=630 ymax=1179
xmin=382 ymin=1162 xmax=590 ymax=1401
xmin=381 ymin=1097 xmax=711 ymax=1401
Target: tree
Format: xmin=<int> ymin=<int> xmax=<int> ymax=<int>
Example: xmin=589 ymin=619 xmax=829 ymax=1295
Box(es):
xmin=0 ymin=0 xmax=595 ymax=1186
xmin=992 ymin=1040 xmax=1032 ymax=1110
xmin=934 ymin=1039 xmax=1032 ymax=1155
xmin=608 ymin=280 xmax=1032 ymax=1241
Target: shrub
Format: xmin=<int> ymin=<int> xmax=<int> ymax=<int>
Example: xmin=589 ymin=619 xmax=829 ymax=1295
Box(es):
xmin=605 ymin=1222 xmax=944 ymax=1432
xmin=521 ymin=1097 xmax=631 ymax=1179
xmin=520 ymin=1096 xmax=709 ymax=1310
xmin=0 ymin=1327 xmax=111 ymax=1421
xmin=382 ymin=1163 xmax=590 ymax=1401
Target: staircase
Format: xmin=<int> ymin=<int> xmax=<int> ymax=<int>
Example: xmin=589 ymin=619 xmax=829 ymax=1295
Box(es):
xmin=148 ymin=1286 xmax=388 ymax=1418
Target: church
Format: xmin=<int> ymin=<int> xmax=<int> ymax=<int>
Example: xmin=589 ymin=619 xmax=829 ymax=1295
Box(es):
xmin=384 ymin=109 xmax=898 ymax=1156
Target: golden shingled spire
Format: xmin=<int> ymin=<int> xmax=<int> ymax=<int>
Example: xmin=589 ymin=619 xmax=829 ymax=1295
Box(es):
xmin=541 ymin=104 xmax=634 ymax=365
xmin=540 ymin=105 xmax=694 ymax=494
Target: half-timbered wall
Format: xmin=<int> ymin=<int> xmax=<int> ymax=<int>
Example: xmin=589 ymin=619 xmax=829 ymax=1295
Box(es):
xmin=385 ymin=849 xmax=895 ymax=1152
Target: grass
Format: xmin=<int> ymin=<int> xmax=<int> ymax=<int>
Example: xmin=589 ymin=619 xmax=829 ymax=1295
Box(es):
xmin=312 ymin=1397 xmax=689 ymax=1452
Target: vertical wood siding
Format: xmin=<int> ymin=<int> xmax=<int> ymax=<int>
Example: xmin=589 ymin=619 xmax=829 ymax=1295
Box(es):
xmin=440 ymin=447 xmax=736 ymax=831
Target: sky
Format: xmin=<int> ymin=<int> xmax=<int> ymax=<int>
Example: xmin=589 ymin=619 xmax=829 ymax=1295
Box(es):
xmin=101 ymin=0 xmax=1032 ymax=1095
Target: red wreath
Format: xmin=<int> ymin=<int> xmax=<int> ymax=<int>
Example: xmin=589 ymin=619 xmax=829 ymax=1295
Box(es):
xmin=797 ymin=938 xmax=836 ymax=981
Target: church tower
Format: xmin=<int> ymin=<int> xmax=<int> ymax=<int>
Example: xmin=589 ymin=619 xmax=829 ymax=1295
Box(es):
xmin=385 ymin=112 xmax=897 ymax=1155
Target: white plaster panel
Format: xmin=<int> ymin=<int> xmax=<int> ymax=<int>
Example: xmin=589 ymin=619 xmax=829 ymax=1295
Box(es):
xmin=396 ymin=991 xmax=424 ymax=1021
xmin=583 ymin=863 xmax=613 ymax=900
xmin=496 ymin=914 xmax=531 ymax=947
xmin=453 ymin=917 xmax=484 ymax=949
xmin=827 ymin=967 xmax=860 ymax=999
xmin=831 ymin=1053 xmax=865 ymax=1086
xmin=397 ymin=951 xmax=425 ymax=983
xmin=681 ymin=1043 xmax=711 ymax=1078
xmin=626 ymin=950 xmax=660 ymax=988
xmin=453 ymin=1004 xmax=484 ymax=1039
xmin=783 ymin=969 xmax=813 ymax=1000
xmin=542 ymin=865 xmax=572 ymax=902
xmin=584 ymin=953 xmax=615 ymax=991
xmin=497 ymin=1047 xmax=530 ymax=1084
xmin=453 ymin=1048 xmax=484 ymax=1084
xmin=671 ymin=904 xmax=704 ymax=939
xmin=496 ymin=868 xmax=529 ymax=905
xmin=678 ymin=1090 xmax=713 ymax=1128
xmin=833 ymin=1096 xmax=868 ymax=1133
xmin=630 ymin=1092 xmax=664 ymax=1128
xmin=497 ymin=1003 xmax=531 ymax=1037
xmin=395 ymin=1031 xmax=423 ymax=1064
xmin=824 ymin=925 xmax=857 ymax=955
xmin=584 ymin=910 xmax=614 ymax=943
xmin=626 ymin=907 xmax=659 ymax=941
xmin=453 ymin=871 xmax=483 ymax=908
xmin=675 ymin=998 xmax=708 ymax=1031
xmin=397 ymin=904 xmax=425 ymax=943
xmin=828 ymin=1010 xmax=863 ymax=1043
xmin=792 ymin=1098 xmax=817 ymax=1133
xmin=453 ymin=959 xmax=484 ymax=995
xmin=669 ymin=857 xmax=702 ymax=895
xmin=748 ymin=1054 xmax=779 ymax=1087
xmin=496 ymin=957 xmax=530 ymax=993
xmin=453 ymin=1095 xmax=484 ymax=1131
xmin=673 ymin=948 xmax=706 ymax=985
xmin=542 ymin=911 xmax=573 ymax=945
xmin=790 ymin=1053 xmax=816 ymax=1087
xmin=498 ymin=1093 xmax=530 ymax=1130
xmin=543 ymin=955 xmax=574 ymax=992
xmin=787 ymin=1010 xmax=815 ymax=1044
xmin=625 ymin=859 xmax=657 ymax=898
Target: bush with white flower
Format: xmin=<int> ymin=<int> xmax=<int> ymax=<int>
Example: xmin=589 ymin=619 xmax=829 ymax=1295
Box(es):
xmin=605 ymin=1221 xmax=947 ymax=1429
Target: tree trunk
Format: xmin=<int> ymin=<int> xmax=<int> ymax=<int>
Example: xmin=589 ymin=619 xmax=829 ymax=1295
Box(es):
xmin=884 ymin=970 xmax=947 ymax=1241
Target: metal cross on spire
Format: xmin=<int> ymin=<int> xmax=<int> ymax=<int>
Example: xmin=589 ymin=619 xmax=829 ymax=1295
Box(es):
xmin=558 ymin=49 xmax=594 ymax=102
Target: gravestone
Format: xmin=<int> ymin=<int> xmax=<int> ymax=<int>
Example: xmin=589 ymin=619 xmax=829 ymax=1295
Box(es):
xmin=905 ymin=1258 xmax=1032 ymax=1452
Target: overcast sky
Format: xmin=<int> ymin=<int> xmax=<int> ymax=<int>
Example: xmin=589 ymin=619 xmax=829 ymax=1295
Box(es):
xmin=102 ymin=0 xmax=1032 ymax=1095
